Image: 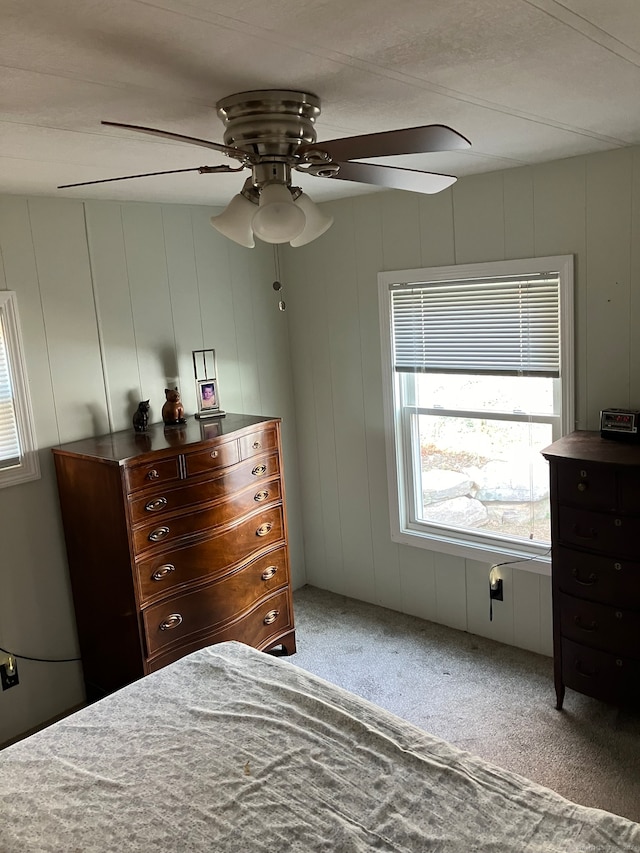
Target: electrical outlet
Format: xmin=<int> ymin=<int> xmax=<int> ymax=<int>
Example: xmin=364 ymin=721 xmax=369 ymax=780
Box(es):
xmin=489 ymin=578 xmax=504 ymax=601
xmin=1 ymin=657 xmax=19 ymax=690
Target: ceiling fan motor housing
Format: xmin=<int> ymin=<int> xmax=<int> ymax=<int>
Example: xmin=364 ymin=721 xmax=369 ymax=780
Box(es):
xmin=216 ymin=90 xmax=321 ymax=162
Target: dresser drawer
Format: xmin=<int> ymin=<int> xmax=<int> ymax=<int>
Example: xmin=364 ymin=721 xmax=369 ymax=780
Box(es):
xmin=557 ymin=505 xmax=636 ymax=556
xmin=125 ymin=456 xmax=181 ymax=492
xmin=556 ymin=461 xmax=617 ymax=511
xmin=132 ymin=481 xmax=282 ymax=554
xmin=227 ymin=588 xmax=292 ymax=651
xmin=202 ymin=546 xmax=289 ymax=614
xmin=555 ymin=546 xmax=640 ymax=607
xmin=143 ymin=585 xmax=291 ymax=658
xmin=128 ymin=453 xmax=281 ymax=524
xmin=184 ymin=439 xmax=240 ymax=477
xmin=618 ymin=469 xmax=640 ymax=513
xmin=239 ymin=426 xmax=278 ymax=460
xmin=134 ymin=506 xmax=286 ymax=602
xmin=561 ymin=637 xmax=640 ymax=704
xmin=559 ymin=593 xmax=640 ymax=656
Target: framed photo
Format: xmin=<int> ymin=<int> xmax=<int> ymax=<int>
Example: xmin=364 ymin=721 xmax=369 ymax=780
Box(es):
xmin=197 ymin=379 xmax=219 ymax=412
xmin=193 ymin=349 xmax=225 ymax=419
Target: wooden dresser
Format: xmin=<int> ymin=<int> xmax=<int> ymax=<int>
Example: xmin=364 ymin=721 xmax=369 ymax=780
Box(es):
xmin=53 ymin=413 xmax=295 ymax=699
xmin=542 ymin=431 xmax=640 ymax=709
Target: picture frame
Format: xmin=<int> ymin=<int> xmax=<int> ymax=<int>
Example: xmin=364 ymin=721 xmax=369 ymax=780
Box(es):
xmin=193 ymin=349 xmax=225 ymax=419
xmin=197 ymin=379 xmax=219 ymax=412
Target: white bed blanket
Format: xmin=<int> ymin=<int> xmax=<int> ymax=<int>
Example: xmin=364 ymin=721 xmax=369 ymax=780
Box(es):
xmin=1 ymin=640 xmax=638 ymax=852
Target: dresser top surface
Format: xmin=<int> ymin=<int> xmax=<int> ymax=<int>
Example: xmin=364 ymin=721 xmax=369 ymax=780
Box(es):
xmin=52 ymin=413 xmax=278 ymax=464
xmin=542 ymin=430 xmax=640 ymax=466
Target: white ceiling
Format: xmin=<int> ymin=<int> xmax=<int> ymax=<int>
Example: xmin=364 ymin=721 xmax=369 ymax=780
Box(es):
xmin=3 ymin=0 xmax=640 ymax=207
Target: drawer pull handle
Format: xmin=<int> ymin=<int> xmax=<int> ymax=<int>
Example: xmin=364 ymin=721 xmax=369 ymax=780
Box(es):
xmin=614 ymin=562 xmax=622 ymax=571
xmin=254 ymin=490 xmax=269 ymax=502
xmin=145 ymin=496 xmax=167 ymax=512
xmin=571 ymin=568 xmax=597 ymax=586
xmin=574 ymin=659 xmax=596 ymax=679
xmin=577 ymin=482 xmax=587 ymax=492
xmin=146 ymin=469 xmax=160 ymax=480
xmin=263 ymin=609 xmax=279 ymax=625
xmin=151 ymin=564 xmax=175 ymax=582
xmin=252 ymin=440 xmax=261 ymax=449
xmin=148 ymin=526 xmax=170 ymax=542
xmin=261 ymin=565 xmax=278 ymax=581
xmin=574 ymin=616 xmax=598 ymax=632
xmin=252 ymin=464 xmax=267 ymax=477
xmin=580 ymin=469 xmax=587 ymax=478
xmin=159 ymin=613 xmax=183 ymax=631
xmin=210 ymin=450 xmax=219 ymax=459
xmin=614 ymin=518 xmax=622 ymax=527
xmin=256 ymin=523 xmax=272 ymax=537
xmin=615 ymin=611 xmax=623 ymax=620
xmin=572 ymin=525 xmax=597 ymax=540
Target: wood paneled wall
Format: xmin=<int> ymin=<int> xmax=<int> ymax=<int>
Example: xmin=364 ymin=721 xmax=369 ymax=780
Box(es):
xmin=1 ymin=144 xmax=638 ymax=743
xmin=284 ymin=146 xmax=640 ymax=660
xmin=0 ymin=196 xmax=303 ymax=745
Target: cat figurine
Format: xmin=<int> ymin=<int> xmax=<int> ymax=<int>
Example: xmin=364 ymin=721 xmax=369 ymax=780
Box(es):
xmin=162 ymin=387 xmax=186 ymax=425
xmin=132 ymin=400 xmax=150 ymax=432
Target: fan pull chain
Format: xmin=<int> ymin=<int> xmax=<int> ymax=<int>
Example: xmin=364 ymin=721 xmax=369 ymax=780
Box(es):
xmin=273 ymin=246 xmax=286 ymax=311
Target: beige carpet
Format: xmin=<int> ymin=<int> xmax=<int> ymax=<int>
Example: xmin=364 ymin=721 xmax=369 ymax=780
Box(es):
xmin=291 ymin=585 xmax=640 ymax=824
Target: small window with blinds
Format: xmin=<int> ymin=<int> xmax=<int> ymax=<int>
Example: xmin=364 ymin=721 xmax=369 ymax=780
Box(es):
xmin=0 ymin=292 xmax=40 ymax=488
xmin=378 ymin=256 xmax=574 ymax=564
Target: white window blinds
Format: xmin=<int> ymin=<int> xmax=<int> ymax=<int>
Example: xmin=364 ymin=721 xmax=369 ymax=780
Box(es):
xmin=0 ymin=312 xmax=20 ymax=469
xmin=390 ymin=273 xmax=561 ymax=377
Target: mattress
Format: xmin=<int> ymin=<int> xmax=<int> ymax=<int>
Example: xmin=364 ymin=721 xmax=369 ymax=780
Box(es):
xmin=1 ymin=640 xmax=638 ymax=852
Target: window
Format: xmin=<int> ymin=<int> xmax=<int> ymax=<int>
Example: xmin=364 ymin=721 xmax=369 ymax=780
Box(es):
xmin=0 ymin=291 xmax=39 ymax=488
xmin=378 ymin=256 xmax=574 ymax=566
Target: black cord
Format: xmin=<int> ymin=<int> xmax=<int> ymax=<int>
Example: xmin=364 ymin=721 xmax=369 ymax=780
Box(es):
xmin=0 ymin=644 xmax=80 ymax=664
xmin=491 ymin=546 xmax=552 ymax=571
xmin=489 ymin=547 xmax=552 ymax=621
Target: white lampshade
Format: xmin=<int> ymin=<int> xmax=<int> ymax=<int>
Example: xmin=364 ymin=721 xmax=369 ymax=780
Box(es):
xmin=210 ymin=193 xmax=256 ymax=248
xmin=289 ymin=193 xmax=334 ymax=247
xmin=252 ymin=183 xmax=306 ymax=244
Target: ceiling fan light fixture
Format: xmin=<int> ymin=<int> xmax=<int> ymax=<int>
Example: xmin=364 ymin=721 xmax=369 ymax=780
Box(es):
xmin=289 ymin=192 xmax=334 ymax=247
xmin=210 ymin=192 xmax=256 ymax=248
xmin=251 ymin=183 xmax=306 ymax=244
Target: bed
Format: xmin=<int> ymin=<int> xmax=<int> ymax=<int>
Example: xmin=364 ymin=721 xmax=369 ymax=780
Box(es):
xmin=1 ymin=640 xmax=638 ymax=852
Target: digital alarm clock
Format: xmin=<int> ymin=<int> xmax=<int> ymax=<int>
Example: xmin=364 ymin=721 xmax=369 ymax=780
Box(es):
xmin=600 ymin=408 xmax=640 ymax=440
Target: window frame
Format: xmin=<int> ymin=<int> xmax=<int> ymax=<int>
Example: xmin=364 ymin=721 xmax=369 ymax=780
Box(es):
xmin=378 ymin=255 xmax=574 ymax=573
xmin=0 ymin=291 xmax=40 ymax=489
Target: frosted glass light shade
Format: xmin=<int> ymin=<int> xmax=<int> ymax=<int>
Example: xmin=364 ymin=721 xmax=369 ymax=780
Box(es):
xmin=289 ymin=193 xmax=334 ymax=247
xmin=210 ymin=194 xmax=256 ymax=248
xmin=252 ymin=183 xmax=306 ymax=244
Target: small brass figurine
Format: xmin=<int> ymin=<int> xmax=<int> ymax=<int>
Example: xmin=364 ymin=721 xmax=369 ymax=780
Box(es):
xmin=162 ymin=388 xmax=186 ymax=425
xmin=132 ymin=400 xmax=150 ymax=432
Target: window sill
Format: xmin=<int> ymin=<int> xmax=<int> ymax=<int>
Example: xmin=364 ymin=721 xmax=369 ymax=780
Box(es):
xmin=0 ymin=454 xmax=41 ymax=489
xmin=392 ymin=525 xmax=552 ymax=575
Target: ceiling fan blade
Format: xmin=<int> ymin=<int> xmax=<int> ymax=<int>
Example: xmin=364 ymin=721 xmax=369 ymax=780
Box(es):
xmin=101 ymin=121 xmax=250 ymax=163
xmin=315 ymin=160 xmax=457 ymax=195
xmin=58 ymin=164 xmax=241 ymax=189
xmin=299 ymin=124 xmax=470 ymax=162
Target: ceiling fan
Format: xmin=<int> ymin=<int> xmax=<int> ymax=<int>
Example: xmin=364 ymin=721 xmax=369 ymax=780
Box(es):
xmin=59 ymin=89 xmax=471 ymax=248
